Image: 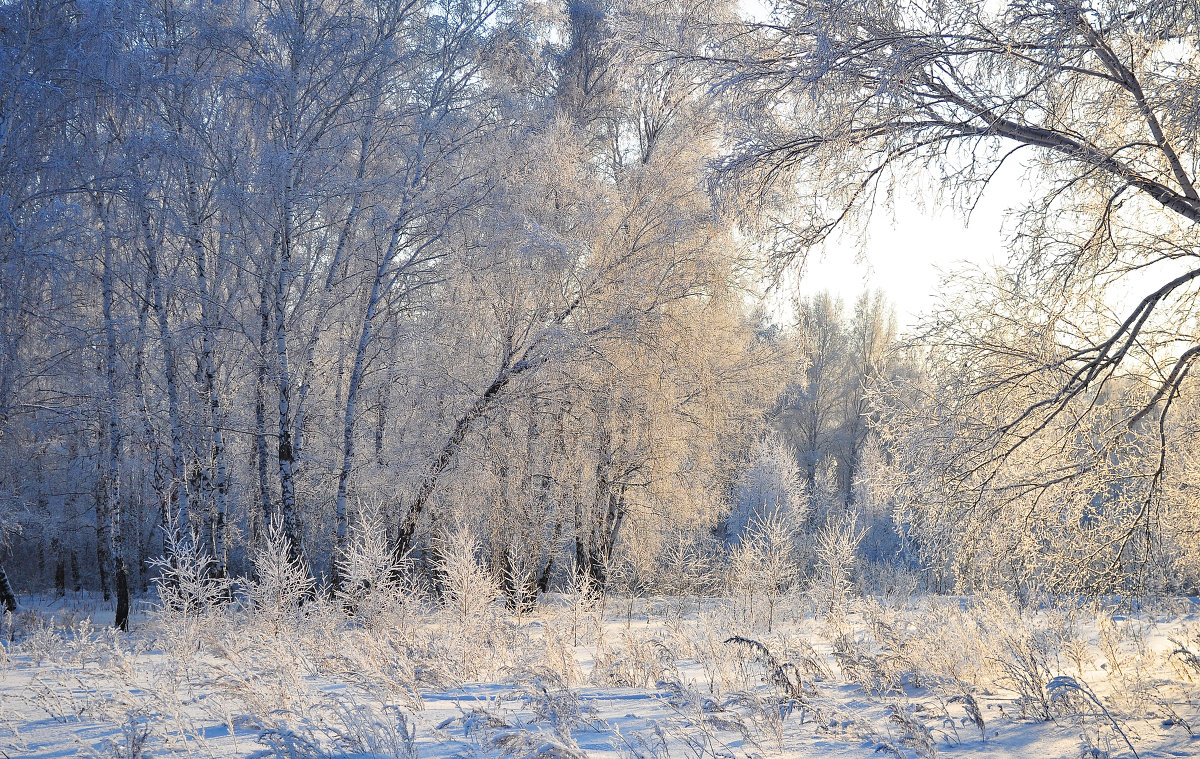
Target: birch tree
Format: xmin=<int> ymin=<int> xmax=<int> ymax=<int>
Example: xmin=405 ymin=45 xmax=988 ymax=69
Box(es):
xmin=330 ymin=0 xmax=504 ymax=584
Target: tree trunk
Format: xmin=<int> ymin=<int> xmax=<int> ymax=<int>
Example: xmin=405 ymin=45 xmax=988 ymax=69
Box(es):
xmin=255 ymin=262 xmax=274 ymax=532
xmin=54 ymin=557 xmax=65 ymax=597
xmin=275 ymin=197 xmax=304 ymax=565
xmin=579 ymin=464 xmax=626 ymax=595
xmin=393 ymin=358 xmax=533 ymax=562
xmin=184 ymin=174 xmax=229 ymax=575
xmin=139 ymin=200 xmax=190 ymax=543
xmin=70 ymin=551 xmax=81 ymax=592
xmin=375 ymin=375 xmax=390 ymax=466
xmin=99 ymin=204 xmax=124 ymax=617
xmin=114 ymin=559 xmax=130 ymax=631
xmin=0 ymin=563 xmax=16 ymax=613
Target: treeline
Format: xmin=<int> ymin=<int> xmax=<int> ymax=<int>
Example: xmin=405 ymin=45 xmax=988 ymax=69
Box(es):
xmin=0 ymin=0 xmax=793 ymax=617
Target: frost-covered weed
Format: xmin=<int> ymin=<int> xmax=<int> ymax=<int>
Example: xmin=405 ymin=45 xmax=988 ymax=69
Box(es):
xmin=861 ymin=616 xmax=925 ymax=691
xmin=1168 ymin=623 xmax=1200 ymax=680
xmin=322 ymin=700 xmax=417 ymax=759
xmin=592 ymin=635 xmax=679 ymax=688
xmin=1048 ymin=675 xmax=1141 ymax=758
xmin=438 ymin=702 xmax=589 ymax=759
xmin=658 ymin=682 xmax=763 ymax=759
xmin=521 ymin=676 xmax=597 ymax=737
xmin=723 ymin=636 xmax=810 ymax=703
xmin=952 ymin=594 xmax=1064 ymax=720
xmin=898 ymin=600 xmax=992 ymax=689
xmin=315 ymin=624 xmax=423 ymax=707
xmin=947 ymin=692 xmax=986 ymax=740
xmin=0 ymin=608 xmax=13 ymax=657
xmin=84 ymin=712 xmax=153 ymax=759
xmin=885 ymin=702 xmax=937 ymax=758
xmin=829 ymin=628 xmax=908 ymax=697
xmin=541 ymin=621 xmax=584 ymax=686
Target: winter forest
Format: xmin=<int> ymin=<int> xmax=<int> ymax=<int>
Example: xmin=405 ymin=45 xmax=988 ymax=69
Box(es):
xmin=5 ymin=0 xmax=1200 ymax=756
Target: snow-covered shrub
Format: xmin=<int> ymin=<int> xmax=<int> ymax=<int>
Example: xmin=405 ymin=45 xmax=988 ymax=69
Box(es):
xmin=730 ymin=508 xmax=803 ymax=632
xmin=247 ymin=519 xmax=314 ymax=637
xmin=436 ymin=526 xmax=499 ymax=620
xmin=652 ymin=528 xmax=724 ymax=598
xmin=727 ymin=434 xmax=807 ymax=542
xmin=857 ymin=561 xmax=921 ymax=606
xmin=150 ymin=533 xmax=232 ymax=618
xmin=811 ymin=511 xmax=864 ymax=615
xmin=335 ymin=504 xmax=409 ymax=624
xmin=148 ymin=533 xmax=233 ymax=657
xmin=563 ymin=570 xmax=604 ymax=647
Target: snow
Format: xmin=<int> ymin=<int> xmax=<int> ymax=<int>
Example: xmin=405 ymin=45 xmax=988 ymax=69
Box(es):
xmin=2 ymin=593 xmax=1200 ymax=758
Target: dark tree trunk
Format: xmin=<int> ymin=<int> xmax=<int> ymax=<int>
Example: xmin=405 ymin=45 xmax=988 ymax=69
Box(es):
xmin=114 ymin=560 xmax=130 ymax=631
xmin=394 ymin=368 xmax=519 ymax=563
xmin=393 ymin=349 xmax=548 ymax=567
xmin=255 ymin=268 xmax=274 ymax=532
xmin=375 ymin=380 xmax=389 ymax=465
xmin=536 ymin=519 xmax=562 ymax=595
xmin=70 ymin=552 xmax=81 ymax=592
xmin=98 ymin=202 xmax=125 ymax=619
xmin=0 ymin=563 xmax=17 ymax=613
xmin=577 ymin=474 xmax=626 ymax=596
xmin=536 ymin=552 xmax=555 ymax=594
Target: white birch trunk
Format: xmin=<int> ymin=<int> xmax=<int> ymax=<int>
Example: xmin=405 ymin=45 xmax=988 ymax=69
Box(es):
xmin=183 ymin=167 xmax=229 ymax=576
xmin=138 ymin=197 xmax=190 ymax=544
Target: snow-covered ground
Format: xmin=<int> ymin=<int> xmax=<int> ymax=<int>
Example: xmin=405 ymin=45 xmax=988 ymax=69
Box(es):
xmin=2 ymin=591 xmax=1199 ymax=758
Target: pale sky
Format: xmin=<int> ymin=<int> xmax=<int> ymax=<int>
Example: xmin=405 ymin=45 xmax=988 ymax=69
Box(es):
xmin=791 ymin=160 xmax=1192 ymax=335
xmin=740 ymin=0 xmax=1021 ymax=331
xmin=794 ymin=178 xmax=1013 ymax=331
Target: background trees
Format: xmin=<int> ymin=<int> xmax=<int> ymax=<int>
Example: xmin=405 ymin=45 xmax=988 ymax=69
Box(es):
xmin=774 ymin=291 xmax=898 ymax=509
xmin=9 ymin=0 xmax=1200 ymax=610
xmin=0 ymin=0 xmax=798 ymax=613
xmin=709 ymin=0 xmax=1200 ymax=594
